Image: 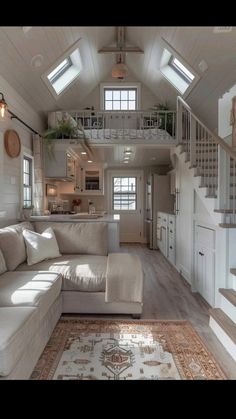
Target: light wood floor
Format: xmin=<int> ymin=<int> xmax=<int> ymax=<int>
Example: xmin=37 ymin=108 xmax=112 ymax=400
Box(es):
xmin=69 ymin=244 xmax=236 ymax=379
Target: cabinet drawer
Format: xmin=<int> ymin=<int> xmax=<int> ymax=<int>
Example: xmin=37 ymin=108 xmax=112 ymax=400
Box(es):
xmin=161 ymin=215 xmax=168 ymax=227
xmin=168 ymin=215 xmax=175 ymax=228
xmin=168 ymin=235 xmax=175 ymax=250
xmin=168 ymin=226 xmax=175 ymax=236
xmin=168 ymin=242 xmax=175 ymax=265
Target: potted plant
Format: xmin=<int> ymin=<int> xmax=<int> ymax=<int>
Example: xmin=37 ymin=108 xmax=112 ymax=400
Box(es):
xmin=43 ymin=117 xmax=89 ymax=159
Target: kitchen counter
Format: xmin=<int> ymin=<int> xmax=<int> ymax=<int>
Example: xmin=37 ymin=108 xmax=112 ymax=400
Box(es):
xmin=30 ymin=214 xmax=120 ymax=223
xmin=30 ymin=214 xmax=120 ymax=252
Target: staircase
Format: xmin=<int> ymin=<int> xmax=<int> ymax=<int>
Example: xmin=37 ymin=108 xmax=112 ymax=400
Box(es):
xmin=176 ymin=96 xmax=236 ymax=360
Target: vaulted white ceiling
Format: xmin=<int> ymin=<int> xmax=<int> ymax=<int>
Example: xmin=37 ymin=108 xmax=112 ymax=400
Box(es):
xmin=0 ymin=26 xmax=236 ymax=130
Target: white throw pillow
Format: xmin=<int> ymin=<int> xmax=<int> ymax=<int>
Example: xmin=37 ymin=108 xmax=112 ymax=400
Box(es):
xmin=23 ymin=227 xmax=61 ymax=266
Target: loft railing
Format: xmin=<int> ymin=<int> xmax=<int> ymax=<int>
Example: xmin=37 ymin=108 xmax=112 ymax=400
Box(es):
xmin=67 ymin=109 xmax=176 ymax=140
xmin=177 ymin=96 xmax=236 ymax=224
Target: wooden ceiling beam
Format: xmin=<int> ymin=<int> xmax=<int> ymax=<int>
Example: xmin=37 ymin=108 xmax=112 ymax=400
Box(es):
xmin=98 ymin=47 xmax=144 ymax=54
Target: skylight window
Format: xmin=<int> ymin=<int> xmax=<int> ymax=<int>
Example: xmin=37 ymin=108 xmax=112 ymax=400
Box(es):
xmin=47 ymin=58 xmax=72 ymax=84
xmin=159 ymin=39 xmax=199 ymax=98
xmin=42 ymin=39 xmax=82 ymax=98
xmin=169 ymin=57 xmax=195 ymax=84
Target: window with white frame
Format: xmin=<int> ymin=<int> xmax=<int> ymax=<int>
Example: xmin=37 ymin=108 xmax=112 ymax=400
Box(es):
xmin=42 ymin=40 xmax=82 ymax=98
xmin=104 ymin=88 xmax=137 ymax=110
xmin=112 ymin=177 xmax=137 ymax=210
xmin=159 ymin=40 xmax=199 ymax=97
xmin=23 ymin=155 xmax=33 ymax=207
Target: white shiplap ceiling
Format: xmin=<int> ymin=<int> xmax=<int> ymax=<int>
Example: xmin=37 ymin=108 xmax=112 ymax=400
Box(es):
xmin=0 ymin=26 xmax=236 ymax=130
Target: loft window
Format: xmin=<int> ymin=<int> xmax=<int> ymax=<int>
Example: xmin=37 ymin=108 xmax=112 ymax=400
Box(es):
xmin=104 ymin=88 xmax=137 ymax=111
xmin=47 ymin=58 xmax=72 ymax=84
xmin=169 ymin=57 xmax=195 ymax=84
xmin=112 ymin=177 xmax=137 ymax=210
xmin=23 ymin=156 xmax=33 ymax=208
xmin=42 ymin=40 xmax=82 ymax=98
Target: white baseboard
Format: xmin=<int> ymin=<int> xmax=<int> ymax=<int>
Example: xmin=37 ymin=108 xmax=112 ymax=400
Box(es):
xmin=178 ymin=264 xmax=191 ymax=285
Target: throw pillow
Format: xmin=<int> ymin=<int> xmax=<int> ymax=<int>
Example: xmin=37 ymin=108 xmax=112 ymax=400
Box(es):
xmin=0 ymin=249 xmax=7 ymax=274
xmin=23 ymin=227 xmax=61 ymax=266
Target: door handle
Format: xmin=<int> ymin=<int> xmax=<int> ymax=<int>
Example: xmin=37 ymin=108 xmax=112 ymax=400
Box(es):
xmin=199 ymin=251 xmax=204 ymax=256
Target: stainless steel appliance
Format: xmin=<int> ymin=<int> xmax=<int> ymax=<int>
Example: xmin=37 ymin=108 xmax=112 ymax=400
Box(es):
xmin=145 ymin=173 xmax=174 ymax=249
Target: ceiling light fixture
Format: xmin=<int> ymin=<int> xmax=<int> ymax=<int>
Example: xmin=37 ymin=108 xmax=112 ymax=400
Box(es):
xmin=31 ymin=54 xmax=44 ymax=69
xmin=124 ymin=150 xmax=132 ymax=155
xmin=112 ymin=59 xmax=128 ymax=80
xmin=87 ymin=160 xmax=93 ymax=163
xmin=81 ymin=151 xmax=87 ymax=155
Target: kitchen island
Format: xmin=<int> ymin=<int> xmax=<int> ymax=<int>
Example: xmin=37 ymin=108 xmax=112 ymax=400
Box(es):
xmin=30 ymin=214 xmax=120 ymax=252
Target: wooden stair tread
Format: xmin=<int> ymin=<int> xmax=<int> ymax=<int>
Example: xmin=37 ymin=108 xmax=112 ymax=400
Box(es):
xmin=219 ymin=224 xmax=236 ymax=228
xmin=219 ymin=288 xmax=236 ymax=307
xmin=209 ymin=308 xmax=236 ymax=344
xmin=230 ymin=269 xmax=236 ymax=276
xmin=215 ymin=209 xmax=235 ymax=213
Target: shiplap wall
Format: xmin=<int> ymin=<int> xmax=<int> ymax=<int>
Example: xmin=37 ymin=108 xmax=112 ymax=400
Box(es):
xmin=76 ymin=74 xmax=163 ymax=111
xmin=0 ymin=74 xmax=44 ymax=227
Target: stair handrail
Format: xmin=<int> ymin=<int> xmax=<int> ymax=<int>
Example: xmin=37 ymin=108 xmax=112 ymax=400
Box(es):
xmin=177 ymin=96 xmax=236 ymax=161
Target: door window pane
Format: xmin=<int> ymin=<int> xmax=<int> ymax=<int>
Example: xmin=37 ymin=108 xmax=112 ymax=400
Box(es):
xmin=112 ymin=177 xmax=137 ymax=210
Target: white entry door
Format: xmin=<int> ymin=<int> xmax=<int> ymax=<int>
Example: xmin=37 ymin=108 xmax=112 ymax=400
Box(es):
xmin=107 ymin=170 xmax=143 ymax=242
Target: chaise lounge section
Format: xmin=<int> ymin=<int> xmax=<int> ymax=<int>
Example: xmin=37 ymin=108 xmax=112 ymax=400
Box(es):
xmin=0 ymin=221 xmax=144 ymax=379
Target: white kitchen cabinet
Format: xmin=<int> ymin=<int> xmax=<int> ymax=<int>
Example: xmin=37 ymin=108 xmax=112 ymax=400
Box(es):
xmin=75 ymin=164 xmax=104 ymax=195
xmin=44 ymin=149 xmax=76 ymax=181
xmin=157 ymin=212 xmax=176 ymax=266
xmin=194 ymin=225 xmax=215 ymax=306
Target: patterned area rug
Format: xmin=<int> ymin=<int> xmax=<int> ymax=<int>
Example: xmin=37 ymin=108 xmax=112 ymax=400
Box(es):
xmin=31 ymin=318 xmax=226 ymax=380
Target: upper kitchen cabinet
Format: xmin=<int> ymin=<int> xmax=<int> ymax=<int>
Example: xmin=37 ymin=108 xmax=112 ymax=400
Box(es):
xmin=44 ymin=147 xmax=76 ymax=181
xmin=75 ymin=164 xmax=104 ymax=195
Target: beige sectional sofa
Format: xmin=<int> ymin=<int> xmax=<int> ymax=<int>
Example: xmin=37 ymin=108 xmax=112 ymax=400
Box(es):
xmin=0 ymin=221 xmax=144 ymax=379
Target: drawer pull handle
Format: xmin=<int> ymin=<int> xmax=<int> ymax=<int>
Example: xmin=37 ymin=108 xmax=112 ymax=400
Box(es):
xmin=170 ymin=230 xmax=173 ymax=233
xmin=199 ymin=251 xmax=204 ymax=256
xmin=170 ymin=246 xmax=173 ymax=249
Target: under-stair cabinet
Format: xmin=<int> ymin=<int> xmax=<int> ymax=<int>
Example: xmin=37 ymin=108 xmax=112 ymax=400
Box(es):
xmin=194 ymin=224 xmax=215 ymax=306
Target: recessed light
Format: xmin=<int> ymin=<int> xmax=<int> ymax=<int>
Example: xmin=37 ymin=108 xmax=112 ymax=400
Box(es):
xmin=87 ymin=160 xmax=93 ymax=163
xmin=81 ymin=152 xmax=87 ymax=155
xmin=124 ymin=151 xmax=132 ymax=155
xmin=31 ymin=54 xmax=44 ymax=69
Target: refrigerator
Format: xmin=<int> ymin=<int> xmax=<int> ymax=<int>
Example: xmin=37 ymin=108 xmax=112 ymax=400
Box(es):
xmin=145 ymin=174 xmax=174 ymax=249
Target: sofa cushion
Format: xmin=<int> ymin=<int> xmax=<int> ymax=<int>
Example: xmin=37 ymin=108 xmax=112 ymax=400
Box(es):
xmin=34 ymin=222 xmax=108 ymax=256
xmin=0 ymin=271 xmax=62 ymax=320
xmin=17 ymin=255 xmax=107 ymax=292
xmin=0 ymin=250 xmax=7 ymax=275
xmin=0 ymin=307 xmax=38 ymax=377
xmin=23 ymin=227 xmax=61 ymax=265
xmin=0 ymin=222 xmax=34 ymax=271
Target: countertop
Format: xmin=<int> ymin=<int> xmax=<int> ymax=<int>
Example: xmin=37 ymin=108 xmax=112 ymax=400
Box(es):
xmin=30 ymin=214 xmax=120 ymax=223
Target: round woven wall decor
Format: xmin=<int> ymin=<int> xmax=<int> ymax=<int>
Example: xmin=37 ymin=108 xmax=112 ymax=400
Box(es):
xmin=4 ymin=130 xmax=21 ymax=158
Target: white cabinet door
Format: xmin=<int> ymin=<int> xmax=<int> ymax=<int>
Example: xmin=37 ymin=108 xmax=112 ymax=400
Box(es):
xmin=195 ymin=226 xmax=215 ymax=306
xmin=75 ymin=165 xmax=104 ymax=195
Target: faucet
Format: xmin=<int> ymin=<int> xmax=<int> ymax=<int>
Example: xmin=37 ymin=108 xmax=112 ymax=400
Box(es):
xmin=88 ymin=199 xmax=93 ymax=214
